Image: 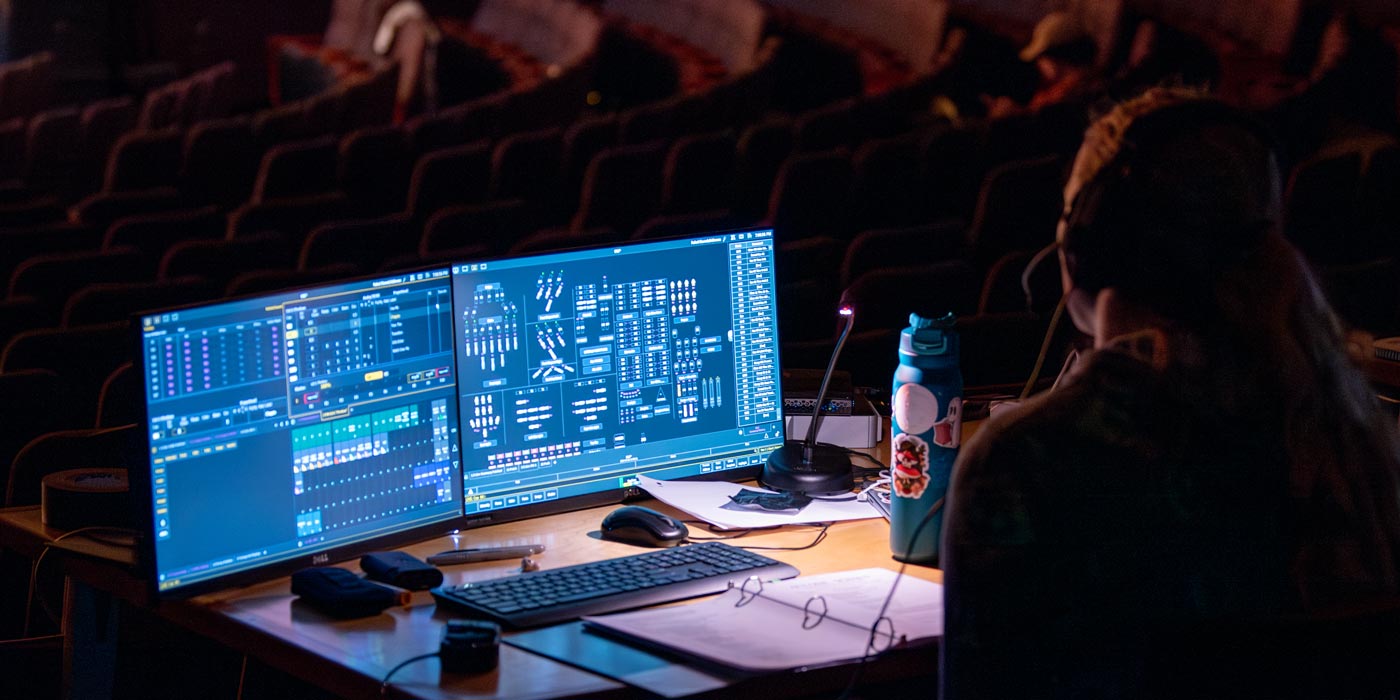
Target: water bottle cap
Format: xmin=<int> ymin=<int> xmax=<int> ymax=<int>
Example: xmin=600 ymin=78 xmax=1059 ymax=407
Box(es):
xmin=901 ymin=312 xmax=959 ymax=357
xmin=909 ymin=312 xmax=956 ymax=330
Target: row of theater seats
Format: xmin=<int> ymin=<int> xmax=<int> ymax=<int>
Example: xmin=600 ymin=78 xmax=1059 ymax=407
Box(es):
xmin=0 ymin=63 xmax=238 ymax=206
xmin=0 ymin=101 xmax=1081 ymax=478
xmin=3 ymin=0 xmax=1399 ymax=509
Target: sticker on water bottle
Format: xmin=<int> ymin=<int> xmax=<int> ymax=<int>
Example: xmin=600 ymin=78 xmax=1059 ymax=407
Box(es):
xmin=891 ymin=433 xmax=930 ymax=499
xmin=893 ymin=384 xmax=938 ymax=435
xmin=933 ymin=397 xmax=963 ymax=449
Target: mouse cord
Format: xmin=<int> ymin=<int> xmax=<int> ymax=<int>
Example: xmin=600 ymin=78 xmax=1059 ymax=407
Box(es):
xmin=728 ymin=522 xmax=832 ymax=551
xmin=380 ymin=651 xmax=440 ymax=696
xmin=683 ymin=527 xmax=761 ymax=541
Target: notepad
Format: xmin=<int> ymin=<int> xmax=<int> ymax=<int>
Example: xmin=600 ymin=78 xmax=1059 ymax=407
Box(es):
xmin=583 ymin=568 xmax=942 ymax=673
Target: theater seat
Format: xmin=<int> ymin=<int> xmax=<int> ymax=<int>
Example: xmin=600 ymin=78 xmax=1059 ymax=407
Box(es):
xmin=298 ymin=214 xmax=413 ymax=272
xmin=0 ymin=370 xmax=80 ymax=488
xmin=182 ymin=116 xmax=259 ymax=207
xmin=0 ymin=322 xmax=131 ymax=427
xmin=570 ymin=140 xmax=669 ymax=234
xmin=338 ymin=124 xmax=410 ymax=216
xmin=225 ymin=263 xmax=361 ymax=297
xmin=406 ymin=141 xmax=493 ymax=223
xmin=159 ymin=233 xmax=288 ymax=289
xmin=839 ymin=221 xmax=966 ymax=288
xmin=661 ymin=130 xmax=737 ymax=215
xmin=421 ymin=199 xmax=530 ymax=255
xmin=61 ymin=277 xmax=220 ymax=328
xmin=104 ymin=128 xmax=184 ymax=193
xmin=252 ymin=136 xmax=340 ymax=203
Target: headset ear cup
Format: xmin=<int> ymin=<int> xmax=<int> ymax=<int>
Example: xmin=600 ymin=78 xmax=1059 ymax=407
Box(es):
xmin=1061 ymin=173 xmax=1118 ymax=295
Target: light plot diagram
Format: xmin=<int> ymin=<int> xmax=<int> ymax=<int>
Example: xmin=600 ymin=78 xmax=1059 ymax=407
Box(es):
xmin=536 ymin=270 xmax=565 ymax=312
xmin=461 ymin=282 xmax=520 ymax=380
xmin=530 ymin=321 xmax=575 ymax=382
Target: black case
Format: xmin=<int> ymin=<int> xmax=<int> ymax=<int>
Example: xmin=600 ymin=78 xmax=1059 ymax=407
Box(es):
xmin=290 ymin=567 xmax=401 ymax=619
xmin=360 ymin=551 xmax=444 ymax=590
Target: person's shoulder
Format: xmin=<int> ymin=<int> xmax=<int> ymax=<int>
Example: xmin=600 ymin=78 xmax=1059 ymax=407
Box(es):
xmin=958 ymin=349 xmax=1158 ymax=474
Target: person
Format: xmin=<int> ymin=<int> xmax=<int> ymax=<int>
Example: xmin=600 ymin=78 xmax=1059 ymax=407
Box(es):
xmin=940 ymin=88 xmax=1400 ymax=699
xmin=373 ymin=0 xmax=441 ymax=118
xmin=984 ymin=11 xmax=1100 ymax=118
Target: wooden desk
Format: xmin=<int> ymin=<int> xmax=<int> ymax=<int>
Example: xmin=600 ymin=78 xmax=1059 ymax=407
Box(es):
xmin=2 ymin=494 xmax=939 ymax=699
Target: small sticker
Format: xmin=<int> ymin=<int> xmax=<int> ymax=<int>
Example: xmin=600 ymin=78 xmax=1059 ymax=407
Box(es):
xmin=893 ymin=383 xmax=938 ymax=435
xmin=891 ymin=433 xmax=930 ymax=499
xmin=933 ymin=396 xmax=963 ymax=448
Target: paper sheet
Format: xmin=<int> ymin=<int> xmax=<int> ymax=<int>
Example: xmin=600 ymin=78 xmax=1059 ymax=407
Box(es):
xmin=637 ymin=475 xmax=881 ymax=529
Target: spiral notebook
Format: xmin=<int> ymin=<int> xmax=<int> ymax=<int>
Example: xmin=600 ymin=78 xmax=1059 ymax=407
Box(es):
xmin=582 ymin=568 xmax=943 ymax=673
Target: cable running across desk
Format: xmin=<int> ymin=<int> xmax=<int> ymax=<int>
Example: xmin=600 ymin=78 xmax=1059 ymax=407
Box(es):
xmin=431 ymin=541 xmax=799 ymax=628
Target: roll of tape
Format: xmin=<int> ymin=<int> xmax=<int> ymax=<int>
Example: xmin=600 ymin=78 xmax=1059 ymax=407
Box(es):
xmin=41 ymin=469 xmax=132 ymax=530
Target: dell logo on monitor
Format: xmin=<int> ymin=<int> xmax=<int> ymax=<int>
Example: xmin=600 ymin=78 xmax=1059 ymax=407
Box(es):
xmin=312 ymin=553 xmax=329 ymax=565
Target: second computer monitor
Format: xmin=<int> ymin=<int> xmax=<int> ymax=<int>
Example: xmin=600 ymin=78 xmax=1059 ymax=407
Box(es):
xmin=450 ymin=230 xmax=785 ymax=521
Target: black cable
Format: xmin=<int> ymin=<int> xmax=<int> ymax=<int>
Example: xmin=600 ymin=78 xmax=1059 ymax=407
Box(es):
xmin=836 ymin=496 xmax=945 ymax=700
xmin=731 ymin=523 xmax=831 ymax=551
xmin=24 ymin=526 xmax=139 ymax=636
xmin=825 ymin=444 xmax=889 ymax=472
xmin=236 ymin=654 xmax=248 ymax=700
xmin=380 ymin=651 xmax=439 ymax=696
xmin=681 ymin=522 xmax=833 ymax=552
xmin=1020 ymin=295 xmax=1068 ymax=400
xmin=684 ymin=529 xmax=760 ymax=541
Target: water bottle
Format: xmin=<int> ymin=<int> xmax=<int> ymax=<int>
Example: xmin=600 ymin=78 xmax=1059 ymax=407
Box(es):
xmin=890 ymin=312 xmax=962 ymax=565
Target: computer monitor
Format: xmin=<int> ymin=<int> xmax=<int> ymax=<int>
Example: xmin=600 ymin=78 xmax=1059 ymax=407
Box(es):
xmin=134 ymin=268 xmax=462 ymax=597
xmin=449 ymin=229 xmax=785 ymax=525
xmin=133 ymin=229 xmax=787 ymax=596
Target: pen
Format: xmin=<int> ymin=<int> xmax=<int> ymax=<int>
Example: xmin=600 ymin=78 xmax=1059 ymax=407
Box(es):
xmin=427 ymin=544 xmax=545 ymax=565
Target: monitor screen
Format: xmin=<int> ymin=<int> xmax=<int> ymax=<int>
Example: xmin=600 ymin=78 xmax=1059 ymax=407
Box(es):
xmin=136 ymin=269 xmax=461 ymax=595
xmin=449 ymin=229 xmax=785 ymax=523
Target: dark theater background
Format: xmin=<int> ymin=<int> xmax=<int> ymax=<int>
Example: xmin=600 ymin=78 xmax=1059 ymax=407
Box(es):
xmin=2 ymin=0 xmax=1399 ymax=697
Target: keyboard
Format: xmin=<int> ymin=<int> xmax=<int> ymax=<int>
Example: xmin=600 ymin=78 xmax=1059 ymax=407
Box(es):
xmin=430 ymin=541 xmax=800 ymax=628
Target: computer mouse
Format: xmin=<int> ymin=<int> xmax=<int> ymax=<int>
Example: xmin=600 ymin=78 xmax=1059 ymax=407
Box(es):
xmin=600 ymin=505 xmax=690 ymax=547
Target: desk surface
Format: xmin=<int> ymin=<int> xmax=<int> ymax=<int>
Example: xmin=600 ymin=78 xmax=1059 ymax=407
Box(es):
xmin=1 ymin=494 xmax=940 ymax=699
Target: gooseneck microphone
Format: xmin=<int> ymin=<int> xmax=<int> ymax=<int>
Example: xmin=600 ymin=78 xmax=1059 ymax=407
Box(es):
xmin=761 ymin=302 xmax=856 ymax=496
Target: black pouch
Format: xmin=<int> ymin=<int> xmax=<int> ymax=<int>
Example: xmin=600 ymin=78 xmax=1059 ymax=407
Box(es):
xmin=724 ymin=488 xmax=812 ymax=514
xmin=291 ymin=567 xmax=401 ymax=619
xmin=360 ymin=551 xmax=443 ymax=590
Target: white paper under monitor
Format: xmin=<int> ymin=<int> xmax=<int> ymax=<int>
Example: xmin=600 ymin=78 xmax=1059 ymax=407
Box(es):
xmin=583 ymin=568 xmax=942 ymax=673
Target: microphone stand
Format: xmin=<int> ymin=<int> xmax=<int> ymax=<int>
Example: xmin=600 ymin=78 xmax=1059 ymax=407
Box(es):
xmin=761 ymin=305 xmax=855 ymax=496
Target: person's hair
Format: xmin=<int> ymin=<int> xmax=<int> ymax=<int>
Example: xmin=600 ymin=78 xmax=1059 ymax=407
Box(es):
xmin=1063 ymin=87 xmax=1400 ymax=608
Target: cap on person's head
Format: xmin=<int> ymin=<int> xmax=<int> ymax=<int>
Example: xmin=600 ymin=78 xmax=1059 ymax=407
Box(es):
xmin=1020 ymin=12 xmax=1086 ymax=62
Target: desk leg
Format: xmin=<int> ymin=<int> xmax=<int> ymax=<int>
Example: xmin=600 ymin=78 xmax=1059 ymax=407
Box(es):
xmin=62 ymin=578 xmax=118 ymax=700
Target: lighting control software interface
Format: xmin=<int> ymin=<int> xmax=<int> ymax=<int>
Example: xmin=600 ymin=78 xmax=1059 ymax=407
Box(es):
xmin=141 ymin=270 xmax=461 ymax=592
xmin=451 ymin=231 xmax=785 ymax=515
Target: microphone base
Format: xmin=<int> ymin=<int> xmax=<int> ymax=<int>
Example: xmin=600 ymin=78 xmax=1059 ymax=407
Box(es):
xmin=760 ymin=441 xmax=854 ymax=497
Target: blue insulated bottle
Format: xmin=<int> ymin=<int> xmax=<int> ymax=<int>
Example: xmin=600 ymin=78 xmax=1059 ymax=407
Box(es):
xmin=890 ymin=312 xmax=961 ymax=565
